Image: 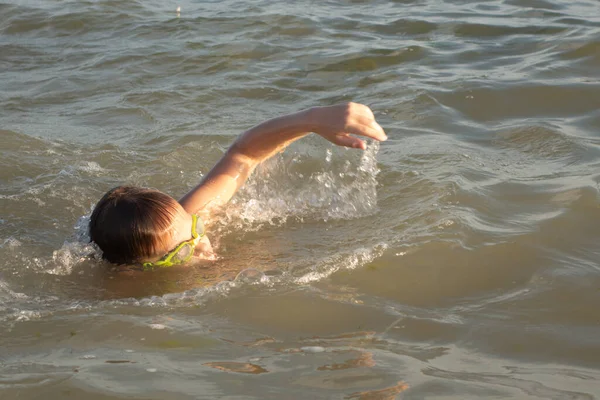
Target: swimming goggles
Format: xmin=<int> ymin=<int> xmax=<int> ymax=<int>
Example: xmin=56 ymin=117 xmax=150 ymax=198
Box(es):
xmin=142 ymin=214 xmax=204 ymax=270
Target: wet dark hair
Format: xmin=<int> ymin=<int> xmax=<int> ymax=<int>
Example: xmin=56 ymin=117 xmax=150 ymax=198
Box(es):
xmin=89 ymin=186 xmax=180 ymax=264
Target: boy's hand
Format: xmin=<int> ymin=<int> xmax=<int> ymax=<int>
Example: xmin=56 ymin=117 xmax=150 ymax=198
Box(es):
xmin=307 ymin=102 xmax=387 ymax=150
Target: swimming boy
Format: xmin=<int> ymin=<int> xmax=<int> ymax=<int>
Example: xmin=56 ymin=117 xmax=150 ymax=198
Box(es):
xmin=89 ymin=103 xmax=387 ymax=269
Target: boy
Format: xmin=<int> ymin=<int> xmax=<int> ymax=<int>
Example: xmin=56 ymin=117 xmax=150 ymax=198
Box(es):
xmin=89 ymin=103 xmax=387 ymax=269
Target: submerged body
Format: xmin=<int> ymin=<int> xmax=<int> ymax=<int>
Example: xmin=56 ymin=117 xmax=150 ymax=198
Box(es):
xmin=89 ymin=103 xmax=387 ymax=269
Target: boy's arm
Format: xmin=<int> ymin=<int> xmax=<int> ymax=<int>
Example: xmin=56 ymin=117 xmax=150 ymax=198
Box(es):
xmin=178 ymin=102 xmax=387 ymax=215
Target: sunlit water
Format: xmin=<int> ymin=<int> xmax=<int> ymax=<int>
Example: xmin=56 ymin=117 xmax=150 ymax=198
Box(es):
xmin=1 ymin=0 xmax=600 ymax=398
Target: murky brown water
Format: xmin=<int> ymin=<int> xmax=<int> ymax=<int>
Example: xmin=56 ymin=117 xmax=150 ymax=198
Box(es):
xmin=1 ymin=0 xmax=600 ymax=398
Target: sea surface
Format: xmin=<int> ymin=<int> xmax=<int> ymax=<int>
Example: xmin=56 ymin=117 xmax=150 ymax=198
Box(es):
xmin=1 ymin=0 xmax=600 ymax=398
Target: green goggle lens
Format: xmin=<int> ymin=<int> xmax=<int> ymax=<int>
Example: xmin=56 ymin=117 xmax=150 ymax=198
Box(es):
xmin=172 ymin=243 xmax=194 ymax=263
xmin=142 ymin=214 xmax=204 ymax=270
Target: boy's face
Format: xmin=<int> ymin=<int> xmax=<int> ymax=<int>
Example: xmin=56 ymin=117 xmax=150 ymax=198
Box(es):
xmin=162 ymin=205 xmax=214 ymax=262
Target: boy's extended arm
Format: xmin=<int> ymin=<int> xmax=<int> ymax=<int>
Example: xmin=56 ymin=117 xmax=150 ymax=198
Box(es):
xmin=178 ymin=102 xmax=387 ymax=215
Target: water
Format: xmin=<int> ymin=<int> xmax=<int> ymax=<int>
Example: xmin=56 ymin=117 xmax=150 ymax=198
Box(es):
xmin=1 ymin=0 xmax=600 ymax=398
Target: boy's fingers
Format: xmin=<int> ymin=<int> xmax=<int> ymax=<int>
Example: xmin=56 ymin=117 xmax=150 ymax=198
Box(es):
xmin=345 ymin=121 xmax=387 ymax=141
xmin=369 ymin=121 xmax=387 ymax=141
xmin=354 ymin=115 xmax=387 ymax=140
xmin=332 ymin=134 xmax=366 ymax=150
xmin=352 ymin=103 xmax=375 ymax=120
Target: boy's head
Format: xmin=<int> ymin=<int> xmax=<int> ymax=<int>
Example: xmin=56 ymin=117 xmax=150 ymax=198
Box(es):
xmin=89 ymin=186 xmax=188 ymax=265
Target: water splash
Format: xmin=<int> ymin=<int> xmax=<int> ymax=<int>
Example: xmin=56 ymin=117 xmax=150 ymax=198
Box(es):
xmin=47 ymin=241 xmax=99 ymax=276
xmin=220 ymin=141 xmax=381 ymax=232
xmin=293 ymin=243 xmax=388 ymax=285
